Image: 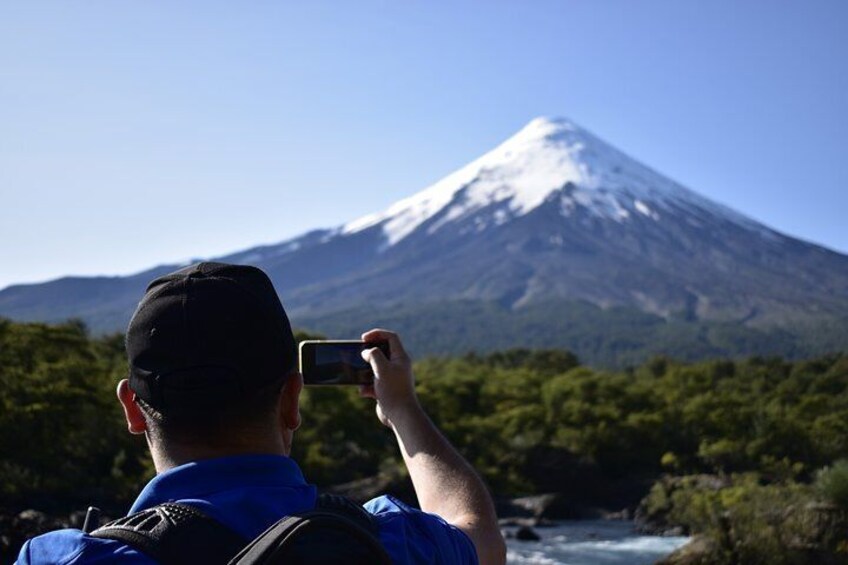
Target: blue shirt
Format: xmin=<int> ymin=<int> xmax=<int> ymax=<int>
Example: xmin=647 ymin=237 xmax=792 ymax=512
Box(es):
xmin=16 ymin=455 xmax=478 ymax=564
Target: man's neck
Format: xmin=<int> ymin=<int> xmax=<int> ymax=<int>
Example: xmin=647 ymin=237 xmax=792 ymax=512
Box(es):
xmin=149 ymin=437 xmax=289 ymax=473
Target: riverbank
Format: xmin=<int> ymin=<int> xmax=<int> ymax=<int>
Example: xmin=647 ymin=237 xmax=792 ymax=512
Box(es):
xmin=504 ymin=519 xmax=689 ymax=564
xmin=636 ymin=473 xmax=848 ymax=565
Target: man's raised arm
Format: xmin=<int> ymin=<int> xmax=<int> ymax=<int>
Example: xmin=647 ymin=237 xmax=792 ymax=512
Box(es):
xmin=360 ymin=329 xmax=507 ymax=565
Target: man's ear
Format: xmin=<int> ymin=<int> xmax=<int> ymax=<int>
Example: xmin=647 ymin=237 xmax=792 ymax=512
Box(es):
xmin=280 ymin=372 xmax=303 ymax=432
xmin=117 ymin=379 xmax=148 ymax=435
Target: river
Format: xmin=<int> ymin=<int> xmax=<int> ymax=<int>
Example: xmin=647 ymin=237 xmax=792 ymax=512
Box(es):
xmin=504 ymin=520 xmax=690 ymax=564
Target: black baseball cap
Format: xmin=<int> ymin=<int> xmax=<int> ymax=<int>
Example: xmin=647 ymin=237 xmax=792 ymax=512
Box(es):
xmin=126 ymin=262 xmax=297 ymax=414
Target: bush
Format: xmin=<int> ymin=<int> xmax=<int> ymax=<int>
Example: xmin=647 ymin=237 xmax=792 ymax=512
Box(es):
xmin=816 ymin=459 xmax=848 ymax=509
xmin=642 ymin=474 xmax=848 ymax=565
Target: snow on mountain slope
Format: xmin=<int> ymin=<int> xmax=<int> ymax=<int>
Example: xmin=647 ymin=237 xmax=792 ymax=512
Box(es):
xmin=341 ymin=117 xmax=764 ymax=247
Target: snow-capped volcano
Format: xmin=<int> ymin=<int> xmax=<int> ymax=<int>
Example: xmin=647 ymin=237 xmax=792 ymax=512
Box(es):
xmin=341 ymin=117 xmax=759 ymax=247
xmin=2 ymin=117 xmax=847 ymax=365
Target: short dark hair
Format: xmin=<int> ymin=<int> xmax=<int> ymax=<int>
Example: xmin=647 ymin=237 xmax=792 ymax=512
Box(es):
xmin=136 ymin=374 xmax=288 ymax=447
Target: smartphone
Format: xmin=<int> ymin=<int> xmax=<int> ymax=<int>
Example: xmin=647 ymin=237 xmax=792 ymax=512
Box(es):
xmin=299 ymin=340 xmax=389 ymax=385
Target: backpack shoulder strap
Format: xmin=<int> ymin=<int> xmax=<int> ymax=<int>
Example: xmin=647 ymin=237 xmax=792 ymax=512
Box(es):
xmin=91 ymin=502 xmax=247 ymax=565
xmin=228 ymin=494 xmax=391 ymax=565
xmin=315 ymin=493 xmax=381 ymax=535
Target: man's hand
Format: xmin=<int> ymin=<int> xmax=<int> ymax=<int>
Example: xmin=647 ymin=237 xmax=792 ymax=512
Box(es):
xmin=358 ymin=328 xmax=507 ymax=565
xmin=359 ymin=329 xmax=421 ymax=428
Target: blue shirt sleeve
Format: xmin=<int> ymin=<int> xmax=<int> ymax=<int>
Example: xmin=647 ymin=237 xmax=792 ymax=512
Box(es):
xmin=17 ymin=529 xmax=155 ymax=565
xmin=365 ymin=495 xmax=479 ymax=565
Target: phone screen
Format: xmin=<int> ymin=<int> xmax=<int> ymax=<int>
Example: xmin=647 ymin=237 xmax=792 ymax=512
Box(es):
xmin=299 ymin=340 xmax=388 ymax=385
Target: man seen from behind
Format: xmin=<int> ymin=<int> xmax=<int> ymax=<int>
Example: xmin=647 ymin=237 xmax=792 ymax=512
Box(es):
xmin=16 ymin=262 xmax=505 ymax=564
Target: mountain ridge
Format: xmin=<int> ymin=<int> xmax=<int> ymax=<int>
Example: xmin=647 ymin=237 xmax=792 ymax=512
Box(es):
xmin=2 ymin=116 xmax=847 ymax=365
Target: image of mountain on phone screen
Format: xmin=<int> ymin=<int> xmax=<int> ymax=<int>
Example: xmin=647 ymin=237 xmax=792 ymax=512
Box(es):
xmin=299 ymin=340 xmax=389 ymax=385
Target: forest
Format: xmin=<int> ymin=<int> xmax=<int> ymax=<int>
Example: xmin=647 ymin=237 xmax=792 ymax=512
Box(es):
xmin=1 ymin=318 xmax=847 ymax=562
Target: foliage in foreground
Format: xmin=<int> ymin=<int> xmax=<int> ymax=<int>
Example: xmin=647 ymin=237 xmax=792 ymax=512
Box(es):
xmin=1 ymin=318 xmax=847 ymax=520
xmin=644 ymin=474 xmax=848 ymax=565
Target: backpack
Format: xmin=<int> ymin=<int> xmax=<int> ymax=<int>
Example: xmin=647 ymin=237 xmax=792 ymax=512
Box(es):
xmin=90 ymin=493 xmax=392 ymax=565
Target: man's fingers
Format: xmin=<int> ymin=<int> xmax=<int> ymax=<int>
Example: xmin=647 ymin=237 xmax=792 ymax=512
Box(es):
xmin=361 ymin=328 xmax=408 ymax=359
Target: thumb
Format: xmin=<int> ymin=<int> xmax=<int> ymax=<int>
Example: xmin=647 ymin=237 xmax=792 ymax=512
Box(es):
xmin=361 ymin=347 xmax=389 ymax=373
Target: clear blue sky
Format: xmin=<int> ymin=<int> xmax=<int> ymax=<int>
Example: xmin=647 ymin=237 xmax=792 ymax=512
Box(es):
xmin=2 ymin=1 xmax=846 ymax=290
